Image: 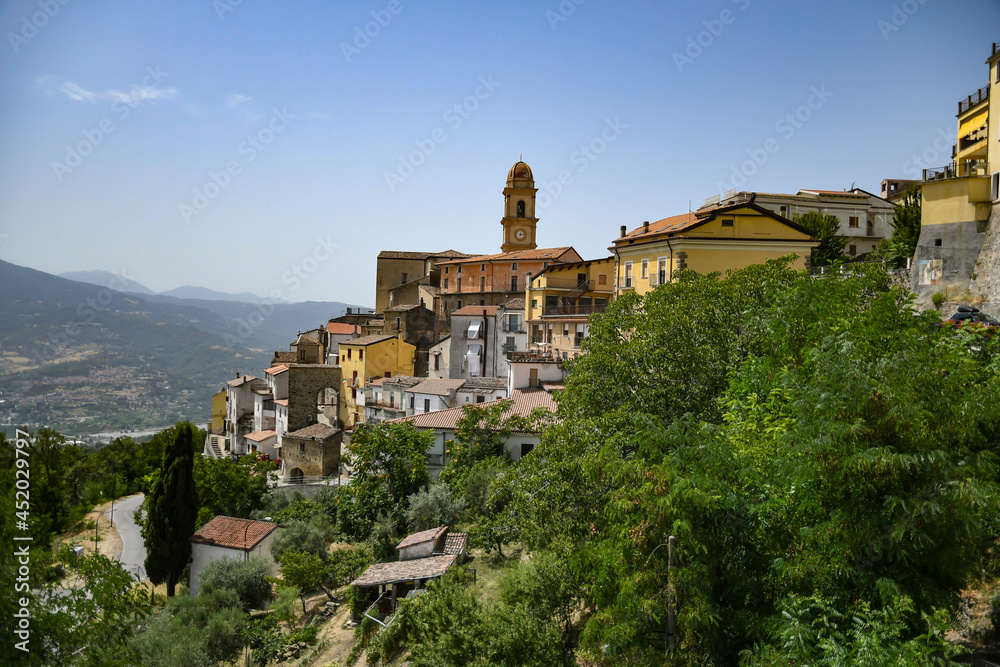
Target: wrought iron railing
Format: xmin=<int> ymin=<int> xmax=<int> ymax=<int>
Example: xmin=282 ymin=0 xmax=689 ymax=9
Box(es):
xmin=958 ymin=84 xmax=989 ymax=114
xmin=541 ymin=303 xmax=608 ymax=317
xmin=923 ymin=160 xmax=990 ymax=181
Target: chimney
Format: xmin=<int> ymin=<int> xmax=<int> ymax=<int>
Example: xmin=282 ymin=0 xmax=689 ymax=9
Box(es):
xmin=643 ymin=220 xmax=649 ymax=234
xmin=620 ymin=225 xmax=627 ymax=238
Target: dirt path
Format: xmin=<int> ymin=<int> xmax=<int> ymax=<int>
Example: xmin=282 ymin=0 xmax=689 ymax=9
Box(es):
xmin=60 ymin=498 xmax=123 ymax=561
xmin=299 ymin=591 xmax=361 ymax=667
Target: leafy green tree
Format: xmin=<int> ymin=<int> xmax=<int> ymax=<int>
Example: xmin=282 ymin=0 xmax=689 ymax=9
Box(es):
xmin=438 ymin=400 xmax=556 ymax=495
xmin=558 ymin=259 xmax=799 ymax=425
xmin=193 ymin=453 xmax=276 ymax=526
xmin=794 ymin=210 xmax=849 ymax=266
xmin=19 ymin=550 xmax=151 ymax=667
xmin=406 ymin=483 xmax=465 ymax=532
xmin=379 ymin=573 xmax=571 ymax=667
xmin=502 ymin=264 xmax=1000 ymax=663
xmin=741 ymin=590 xmax=958 ymax=666
xmin=129 ymin=588 xmax=244 ymax=667
xmin=874 ymin=185 xmax=922 ymax=268
xmin=199 ymin=555 xmax=273 ymax=611
xmin=326 ymin=542 xmax=376 ymax=589
xmin=268 ymin=513 xmax=332 ymax=561
xmin=339 ymin=422 xmax=432 ymax=538
xmin=143 ymin=422 xmax=199 ymax=596
xmin=278 ymin=550 xmax=328 ymax=611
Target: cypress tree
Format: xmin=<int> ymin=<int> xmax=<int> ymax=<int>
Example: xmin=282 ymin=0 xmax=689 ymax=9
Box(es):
xmin=143 ymin=422 xmax=198 ymax=596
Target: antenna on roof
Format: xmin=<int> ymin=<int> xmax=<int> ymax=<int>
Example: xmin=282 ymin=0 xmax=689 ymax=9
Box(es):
xmin=519 ymin=152 xmax=523 ymax=161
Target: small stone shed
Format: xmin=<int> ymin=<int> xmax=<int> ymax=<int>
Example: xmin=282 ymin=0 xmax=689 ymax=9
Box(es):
xmin=349 ymin=526 xmax=469 ymax=615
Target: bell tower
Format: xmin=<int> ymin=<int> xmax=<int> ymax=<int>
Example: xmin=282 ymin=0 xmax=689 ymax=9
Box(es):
xmin=500 ymin=157 xmax=538 ymax=253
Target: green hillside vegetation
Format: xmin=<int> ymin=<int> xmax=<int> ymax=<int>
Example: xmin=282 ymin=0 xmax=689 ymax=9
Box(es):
xmin=2 ymin=259 xmax=999 ymax=665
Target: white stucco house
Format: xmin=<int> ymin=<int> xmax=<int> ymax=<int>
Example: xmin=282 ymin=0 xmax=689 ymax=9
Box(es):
xmin=189 ymin=516 xmax=282 ymax=597
xmin=391 ymin=387 xmax=558 ymax=477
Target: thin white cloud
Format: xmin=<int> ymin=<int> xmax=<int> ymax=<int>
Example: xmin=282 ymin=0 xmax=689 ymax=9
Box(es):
xmin=37 ymin=76 xmax=99 ymax=102
xmin=241 ymin=110 xmax=264 ymax=126
xmin=107 ymin=85 xmax=179 ymax=106
xmin=308 ymin=111 xmax=330 ymax=120
xmin=36 ymin=76 xmax=179 ymax=106
xmin=227 ymin=93 xmax=251 ymax=107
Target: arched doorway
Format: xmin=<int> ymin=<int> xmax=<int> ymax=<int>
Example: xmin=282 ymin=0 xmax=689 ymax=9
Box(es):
xmin=290 ymin=468 xmax=304 ymax=484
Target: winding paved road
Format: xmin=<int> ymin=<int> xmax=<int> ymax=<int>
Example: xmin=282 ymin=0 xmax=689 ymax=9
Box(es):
xmin=106 ymin=494 xmax=147 ymax=581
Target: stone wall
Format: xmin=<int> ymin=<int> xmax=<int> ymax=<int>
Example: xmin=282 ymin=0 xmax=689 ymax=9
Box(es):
xmin=281 ymin=432 xmax=341 ymax=479
xmin=968 ymin=202 xmax=1000 ymax=307
xmin=286 ymin=365 xmax=342 ymax=432
xmin=910 ymin=217 xmax=988 ymax=308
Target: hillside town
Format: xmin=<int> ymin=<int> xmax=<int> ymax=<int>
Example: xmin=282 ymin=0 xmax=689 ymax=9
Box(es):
xmin=207 ymin=41 xmax=1000 ymax=490
xmin=9 ymin=12 xmax=1000 ymax=662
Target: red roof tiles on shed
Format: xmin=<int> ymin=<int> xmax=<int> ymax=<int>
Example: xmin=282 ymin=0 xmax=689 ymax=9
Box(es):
xmin=190 ymin=516 xmax=278 ymax=551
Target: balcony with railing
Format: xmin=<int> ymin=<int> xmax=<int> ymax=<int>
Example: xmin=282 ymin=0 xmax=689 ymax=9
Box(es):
xmin=958 ymin=84 xmax=989 ymax=115
xmin=542 ymin=277 xmax=587 ymax=290
xmin=541 ymin=302 xmax=608 ymax=317
xmin=923 ymin=160 xmax=990 ymax=182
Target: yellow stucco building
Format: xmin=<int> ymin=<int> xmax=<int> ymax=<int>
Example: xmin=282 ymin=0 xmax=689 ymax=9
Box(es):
xmin=339 ymin=334 xmax=416 ymax=428
xmin=210 ymin=389 xmax=226 ymax=434
xmin=524 ymin=257 xmax=615 ymax=359
xmin=610 ymin=197 xmax=817 ymax=294
xmin=911 ymin=41 xmax=999 ymax=302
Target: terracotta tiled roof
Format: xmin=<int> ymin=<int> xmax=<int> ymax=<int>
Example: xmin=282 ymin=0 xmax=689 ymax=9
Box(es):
xmin=383 ymin=375 xmax=424 ymax=388
xmin=438 ymin=247 xmax=578 ymax=264
xmin=620 ymin=213 xmax=700 ymax=241
xmin=274 ymin=399 xmax=288 ymax=407
xmin=271 ymin=351 xmax=297 ymax=364
xmin=420 ymin=285 xmax=440 ymax=295
xmin=227 ymin=375 xmax=262 ymax=388
xmin=190 ymin=516 xmax=278 ymax=550
xmin=504 ymin=298 xmax=525 ymax=310
xmin=286 ymin=423 xmax=339 ymax=440
xmin=410 ymin=378 xmax=466 ymax=396
xmin=430 ymin=249 xmax=478 ymax=259
xmin=397 ymin=526 xmax=448 ymax=550
xmin=378 ymin=250 xmax=476 ymax=260
xmin=327 ymin=322 xmax=361 ymax=335
xmin=459 ymin=377 xmax=507 ymax=390
xmin=341 ymin=334 xmax=396 ymax=347
xmin=798 ymin=189 xmax=867 ymax=197
xmin=385 ymin=304 xmax=422 ymax=312
xmin=264 ymin=364 xmax=289 ymax=376
xmin=452 ymin=306 xmax=500 ymax=316
xmin=443 ymin=532 xmax=468 ymax=556
xmin=378 ymin=251 xmax=437 ymax=260
xmin=368 ymin=377 xmax=387 ymax=387
xmin=350 ymin=554 xmax=457 ymax=588
xmin=293 ymin=332 xmax=319 ymax=345
xmin=392 ymin=388 xmax=557 ymax=432
xmin=245 ymin=429 xmax=277 ymax=443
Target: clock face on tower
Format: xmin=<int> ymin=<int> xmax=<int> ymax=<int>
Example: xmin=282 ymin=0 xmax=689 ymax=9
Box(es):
xmin=515 ymin=229 xmax=526 ymax=241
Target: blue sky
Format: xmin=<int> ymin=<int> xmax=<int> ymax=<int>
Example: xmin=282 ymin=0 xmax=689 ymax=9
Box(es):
xmin=1 ymin=0 xmax=998 ymax=307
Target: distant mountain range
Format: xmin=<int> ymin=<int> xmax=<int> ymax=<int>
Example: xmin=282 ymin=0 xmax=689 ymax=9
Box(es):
xmin=1 ymin=260 xmax=365 ymax=436
xmin=59 ymin=270 xmax=288 ymax=304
